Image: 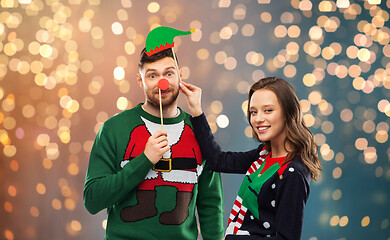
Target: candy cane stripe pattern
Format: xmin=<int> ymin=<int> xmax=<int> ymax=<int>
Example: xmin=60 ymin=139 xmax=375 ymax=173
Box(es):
xmin=226 ymin=147 xmax=269 ymax=235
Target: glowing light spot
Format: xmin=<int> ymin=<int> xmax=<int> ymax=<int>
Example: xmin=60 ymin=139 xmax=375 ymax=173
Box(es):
xmin=336 ymin=0 xmax=350 ymax=8
xmin=340 ymin=109 xmax=353 ymax=122
xmin=37 ymin=134 xmax=50 ymax=147
xmin=111 ymin=22 xmax=123 ymax=35
xmin=8 ymin=185 xmax=17 ymax=197
xmin=375 ymin=130 xmax=388 ymax=143
xmin=39 ymin=44 xmax=52 ymax=58
xmin=216 ymin=115 xmax=229 ymax=128
xmin=43 ymin=158 xmax=53 ymax=169
xmin=210 ymin=101 xmax=223 ymax=114
xmin=36 ymin=183 xmax=46 ymax=195
xmin=274 ymin=25 xmax=287 ymax=38
xmin=357 ymin=48 xmax=370 ymax=62
xmin=322 ymin=47 xmax=335 ymax=60
xmin=364 ymin=147 xmax=377 ymax=164
xmin=330 ymin=215 xmax=340 ymax=226
xmin=332 ymin=189 xmax=342 ymax=200
xmin=30 ymin=206 xmax=39 ymax=217
xmin=242 ymin=24 xmax=255 ymax=37
xmin=332 ymin=167 xmax=342 ymax=179
xmin=339 ymin=216 xmax=349 ymax=227
xmin=4 ymin=201 xmax=13 ymax=213
xmin=52 ymin=198 xmax=62 ymax=210
xmin=71 ymin=220 xmax=82 ymax=232
xmin=4 ymin=145 xmax=16 ymax=157
xmin=114 ymin=66 xmax=125 ymax=80
xmin=147 ymin=2 xmax=160 ymax=13
xmin=260 ymin=12 xmax=272 ymax=22
xmin=9 ymin=160 xmax=19 ymax=172
xmin=215 ymin=51 xmax=227 ymax=65
xmin=68 ymin=163 xmax=79 ymax=175
xmin=303 ymin=73 xmax=316 ymax=87
xmin=64 ymin=198 xmax=76 ymax=210
xmin=224 ymin=57 xmax=237 ymax=70
xmin=197 ymin=48 xmax=209 ymax=60
xmin=4 ymin=229 xmax=14 ymax=240
xmin=233 ymin=4 xmax=246 ymax=20
xmin=191 ymin=29 xmax=202 ymax=42
xmin=308 ymin=91 xmax=322 ymax=105
xmin=303 ymin=114 xmax=315 ymax=127
xmin=67 ymin=100 xmax=80 ymax=113
xmin=287 ymin=25 xmax=300 ymax=38
xmin=220 ymin=27 xmax=233 ymax=40
xmin=361 ymin=216 xmax=370 ymax=227
xmin=117 ymin=97 xmax=128 ymax=110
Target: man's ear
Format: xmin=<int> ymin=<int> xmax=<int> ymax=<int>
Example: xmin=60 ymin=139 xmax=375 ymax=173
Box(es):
xmin=137 ymin=73 xmax=144 ymax=89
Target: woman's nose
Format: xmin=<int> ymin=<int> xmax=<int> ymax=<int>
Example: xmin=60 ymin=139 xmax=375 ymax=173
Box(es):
xmin=255 ymin=114 xmax=265 ymax=123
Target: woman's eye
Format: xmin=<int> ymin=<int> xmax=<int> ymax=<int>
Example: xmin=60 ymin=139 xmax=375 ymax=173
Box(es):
xmin=265 ymin=109 xmax=273 ymax=113
xmin=250 ymin=111 xmax=257 ymax=115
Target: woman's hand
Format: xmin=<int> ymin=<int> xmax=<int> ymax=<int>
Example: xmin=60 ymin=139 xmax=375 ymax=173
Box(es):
xmin=179 ymin=81 xmax=203 ymax=117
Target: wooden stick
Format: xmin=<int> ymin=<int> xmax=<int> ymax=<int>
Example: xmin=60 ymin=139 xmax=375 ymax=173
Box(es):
xmin=171 ymin=47 xmax=182 ymax=83
xmin=159 ymin=88 xmax=164 ymax=131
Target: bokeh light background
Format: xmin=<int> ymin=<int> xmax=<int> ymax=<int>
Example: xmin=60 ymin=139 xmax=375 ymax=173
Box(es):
xmin=1 ymin=0 xmax=390 ymax=239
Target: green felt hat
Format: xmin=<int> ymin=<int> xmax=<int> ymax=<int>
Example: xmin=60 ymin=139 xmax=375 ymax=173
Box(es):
xmin=145 ymin=26 xmax=195 ymax=57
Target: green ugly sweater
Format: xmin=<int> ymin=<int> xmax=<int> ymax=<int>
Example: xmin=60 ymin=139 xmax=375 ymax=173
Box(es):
xmin=83 ymin=104 xmax=224 ymax=240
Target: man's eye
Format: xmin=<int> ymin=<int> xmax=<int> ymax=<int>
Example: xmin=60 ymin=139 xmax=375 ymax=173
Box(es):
xmin=149 ymin=75 xmax=155 ymax=79
xmin=167 ymin=72 xmax=173 ymax=77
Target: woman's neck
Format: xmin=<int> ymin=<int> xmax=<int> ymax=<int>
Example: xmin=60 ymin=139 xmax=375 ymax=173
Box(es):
xmin=270 ymin=141 xmax=292 ymax=158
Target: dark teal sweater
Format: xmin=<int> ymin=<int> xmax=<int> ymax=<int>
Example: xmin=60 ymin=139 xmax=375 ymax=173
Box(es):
xmin=191 ymin=113 xmax=311 ymax=240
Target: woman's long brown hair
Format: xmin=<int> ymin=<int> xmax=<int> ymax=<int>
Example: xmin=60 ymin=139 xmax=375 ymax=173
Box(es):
xmin=247 ymin=77 xmax=322 ymax=180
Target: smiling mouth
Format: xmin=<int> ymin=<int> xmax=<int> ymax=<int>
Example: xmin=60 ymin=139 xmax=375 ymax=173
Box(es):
xmin=257 ymin=126 xmax=270 ymax=132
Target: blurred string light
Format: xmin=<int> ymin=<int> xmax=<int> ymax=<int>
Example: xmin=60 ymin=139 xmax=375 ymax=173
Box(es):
xmin=0 ymin=0 xmax=389 ymax=239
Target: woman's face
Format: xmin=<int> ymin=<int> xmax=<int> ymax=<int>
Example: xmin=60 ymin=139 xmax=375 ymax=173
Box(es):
xmin=249 ymin=89 xmax=287 ymax=146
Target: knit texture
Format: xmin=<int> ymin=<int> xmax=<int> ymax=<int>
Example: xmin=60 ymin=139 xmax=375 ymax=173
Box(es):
xmin=191 ymin=113 xmax=311 ymax=240
xmin=84 ymin=104 xmax=224 ymax=240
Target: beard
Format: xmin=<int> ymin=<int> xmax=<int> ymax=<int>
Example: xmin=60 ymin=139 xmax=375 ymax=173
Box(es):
xmin=145 ymin=86 xmax=179 ymax=109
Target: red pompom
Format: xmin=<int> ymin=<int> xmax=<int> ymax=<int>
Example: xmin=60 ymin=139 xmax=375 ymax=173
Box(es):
xmin=158 ymin=78 xmax=169 ymax=90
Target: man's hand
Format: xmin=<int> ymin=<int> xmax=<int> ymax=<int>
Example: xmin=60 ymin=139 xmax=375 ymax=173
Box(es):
xmin=144 ymin=130 xmax=169 ymax=164
xmin=179 ymin=81 xmax=203 ymax=117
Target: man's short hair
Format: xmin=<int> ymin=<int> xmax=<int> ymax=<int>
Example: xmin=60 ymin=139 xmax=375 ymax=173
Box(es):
xmin=138 ymin=47 xmax=179 ymax=71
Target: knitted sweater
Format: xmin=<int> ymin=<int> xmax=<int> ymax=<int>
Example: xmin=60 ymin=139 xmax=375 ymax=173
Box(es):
xmin=84 ymin=104 xmax=224 ymax=240
xmin=191 ymin=113 xmax=311 ymax=240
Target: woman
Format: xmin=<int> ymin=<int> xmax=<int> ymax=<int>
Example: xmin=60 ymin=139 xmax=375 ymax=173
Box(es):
xmin=180 ymin=77 xmax=321 ymax=239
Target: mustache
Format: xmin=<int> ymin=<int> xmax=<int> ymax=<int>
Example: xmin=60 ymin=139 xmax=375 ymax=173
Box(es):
xmin=153 ymin=86 xmax=175 ymax=94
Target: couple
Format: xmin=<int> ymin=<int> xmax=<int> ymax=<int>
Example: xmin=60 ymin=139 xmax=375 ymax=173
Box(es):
xmin=83 ymin=48 xmax=322 ymax=239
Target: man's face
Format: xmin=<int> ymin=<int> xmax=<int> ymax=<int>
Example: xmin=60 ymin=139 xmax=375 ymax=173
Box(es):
xmin=138 ymin=57 xmax=180 ymax=108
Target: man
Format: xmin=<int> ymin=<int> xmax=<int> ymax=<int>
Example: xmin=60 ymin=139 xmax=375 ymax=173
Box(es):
xmin=83 ymin=48 xmax=224 ymax=239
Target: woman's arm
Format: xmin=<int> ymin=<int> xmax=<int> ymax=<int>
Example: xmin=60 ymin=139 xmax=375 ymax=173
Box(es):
xmin=191 ymin=113 xmax=261 ymax=173
xmin=180 ymin=81 xmax=260 ymax=173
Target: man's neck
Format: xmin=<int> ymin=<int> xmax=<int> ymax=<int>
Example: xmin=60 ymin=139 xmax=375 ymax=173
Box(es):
xmin=142 ymin=101 xmax=179 ymax=118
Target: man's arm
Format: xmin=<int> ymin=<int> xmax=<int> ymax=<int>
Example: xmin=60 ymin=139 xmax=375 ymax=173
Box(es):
xmin=196 ymin=161 xmax=225 ymax=240
xmin=83 ymin=122 xmax=168 ymax=214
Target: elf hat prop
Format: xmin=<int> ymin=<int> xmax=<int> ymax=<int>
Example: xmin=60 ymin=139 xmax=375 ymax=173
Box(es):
xmin=145 ymin=26 xmax=195 ymax=57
